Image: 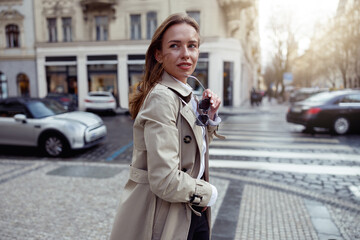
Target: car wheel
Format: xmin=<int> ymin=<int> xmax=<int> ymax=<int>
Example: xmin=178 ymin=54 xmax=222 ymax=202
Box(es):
xmin=333 ymin=117 xmax=350 ymax=135
xmin=41 ymin=133 xmax=69 ymax=157
xmin=302 ymin=126 xmax=314 ymax=134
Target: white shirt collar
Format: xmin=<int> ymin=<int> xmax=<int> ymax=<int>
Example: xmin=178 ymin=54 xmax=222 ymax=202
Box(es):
xmin=172 ymin=76 xmax=193 ymax=92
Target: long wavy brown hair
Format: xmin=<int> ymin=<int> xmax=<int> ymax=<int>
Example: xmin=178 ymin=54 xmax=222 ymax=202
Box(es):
xmin=129 ymin=13 xmax=200 ymax=119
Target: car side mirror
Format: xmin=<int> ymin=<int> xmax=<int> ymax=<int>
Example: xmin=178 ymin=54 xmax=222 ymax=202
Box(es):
xmin=14 ymin=114 xmax=27 ymax=123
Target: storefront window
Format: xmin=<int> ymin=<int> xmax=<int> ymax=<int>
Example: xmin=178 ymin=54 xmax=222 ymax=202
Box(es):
xmin=87 ymin=64 xmax=118 ymax=104
xmin=46 ymin=65 xmax=77 ymax=94
xmin=128 ymin=64 xmax=144 ymax=94
xmin=0 ymin=72 xmax=8 ymax=99
xmin=17 ymin=73 xmax=30 ymax=97
xmin=188 ymin=59 xmax=208 ymax=96
xmin=223 ymin=61 xmax=234 ymax=106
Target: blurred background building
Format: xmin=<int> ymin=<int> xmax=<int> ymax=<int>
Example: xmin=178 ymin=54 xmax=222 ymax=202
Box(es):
xmin=0 ymin=0 xmax=37 ymax=99
xmin=0 ymin=0 xmax=261 ymax=110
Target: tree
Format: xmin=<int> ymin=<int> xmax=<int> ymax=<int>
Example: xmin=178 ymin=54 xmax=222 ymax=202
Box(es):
xmin=330 ymin=0 xmax=360 ymax=88
xmin=264 ymin=10 xmax=298 ymax=100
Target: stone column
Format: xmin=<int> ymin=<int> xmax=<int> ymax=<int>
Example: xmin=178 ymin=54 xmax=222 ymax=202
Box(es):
xmin=117 ymin=54 xmax=128 ymax=109
xmin=77 ymin=54 xmax=88 ymax=111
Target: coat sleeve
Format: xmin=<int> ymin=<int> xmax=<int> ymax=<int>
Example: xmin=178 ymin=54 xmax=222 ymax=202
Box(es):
xmin=140 ymin=88 xmax=212 ymax=207
xmin=207 ymin=125 xmax=225 ymax=143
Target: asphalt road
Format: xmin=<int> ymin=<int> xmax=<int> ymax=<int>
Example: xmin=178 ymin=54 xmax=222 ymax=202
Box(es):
xmin=1 ymin=103 xmax=360 ymax=206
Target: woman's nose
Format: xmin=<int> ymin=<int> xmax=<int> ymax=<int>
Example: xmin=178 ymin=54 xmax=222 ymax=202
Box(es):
xmin=181 ymin=46 xmax=190 ymax=58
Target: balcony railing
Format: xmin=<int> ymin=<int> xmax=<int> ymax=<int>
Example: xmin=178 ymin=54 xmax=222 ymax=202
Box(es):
xmin=80 ymin=0 xmax=117 ymax=11
xmin=80 ymin=0 xmax=117 ymax=20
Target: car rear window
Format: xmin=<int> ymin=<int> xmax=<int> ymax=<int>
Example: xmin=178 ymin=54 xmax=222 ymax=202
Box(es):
xmin=304 ymin=92 xmax=335 ymax=103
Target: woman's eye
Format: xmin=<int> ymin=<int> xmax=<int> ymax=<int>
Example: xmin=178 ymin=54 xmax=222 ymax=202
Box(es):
xmin=169 ymin=44 xmax=178 ymax=48
xmin=189 ymin=44 xmax=198 ymax=48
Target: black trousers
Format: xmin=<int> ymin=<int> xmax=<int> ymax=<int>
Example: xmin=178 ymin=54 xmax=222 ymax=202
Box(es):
xmin=187 ymin=206 xmax=209 ymax=240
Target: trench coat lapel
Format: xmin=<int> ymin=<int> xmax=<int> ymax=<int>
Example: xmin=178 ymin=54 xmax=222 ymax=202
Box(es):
xmin=160 ymin=72 xmax=192 ymax=101
xmin=160 ymin=72 xmax=204 ymax=160
xmin=180 ymin=105 xmax=204 ymax=157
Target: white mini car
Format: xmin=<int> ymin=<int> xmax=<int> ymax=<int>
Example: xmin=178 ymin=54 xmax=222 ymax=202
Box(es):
xmin=84 ymin=91 xmax=117 ymax=114
xmin=0 ymin=97 xmax=107 ymax=157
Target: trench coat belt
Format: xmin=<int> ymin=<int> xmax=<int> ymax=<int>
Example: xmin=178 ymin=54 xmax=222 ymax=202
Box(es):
xmin=129 ymin=166 xmax=149 ymax=184
xmin=129 ymin=166 xmax=205 ymax=216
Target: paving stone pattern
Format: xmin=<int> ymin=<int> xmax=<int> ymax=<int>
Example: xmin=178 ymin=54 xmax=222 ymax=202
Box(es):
xmin=236 ymin=185 xmax=318 ymax=240
xmin=1 ymin=160 xmax=359 ymax=240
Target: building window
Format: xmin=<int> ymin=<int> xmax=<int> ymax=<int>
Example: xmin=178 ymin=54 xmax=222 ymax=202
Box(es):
xmin=5 ymin=24 xmax=20 ymax=48
xmin=62 ymin=17 xmax=72 ymax=42
xmin=87 ymin=64 xmax=118 ymax=105
xmin=0 ymin=72 xmax=8 ymax=99
xmin=223 ymin=61 xmax=234 ymax=106
xmin=95 ymin=16 xmax=108 ymax=41
xmin=17 ymin=73 xmax=30 ymax=97
xmin=147 ymin=12 xmax=157 ymax=40
xmin=130 ymin=14 xmax=141 ymax=40
xmin=188 ymin=53 xmax=208 ymax=97
xmin=187 ymin=11 xmax=200 ymax=27
xmin=128 ymin=64 xmax=144 ymax=94
xmin=46 ymin=65 xmax=77 ymax=95
xmin=47 ymin=18 xmax=57 ymax=42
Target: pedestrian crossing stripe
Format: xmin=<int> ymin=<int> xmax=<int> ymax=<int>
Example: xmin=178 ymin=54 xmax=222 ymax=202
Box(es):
xmin=209 ymin=160 xmax=360 ymax=175
xmin=210 ymin=140 xmax=352 ymax=151
xmin=349 ymin=186 xmax=360 ymax=198
xmin=213 ymin=135 xmax=339 ymax=144
xmin=209 ymin=148 xmax=360 ymax=162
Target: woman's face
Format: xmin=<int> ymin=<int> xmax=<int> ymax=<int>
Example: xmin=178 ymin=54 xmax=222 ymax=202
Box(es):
xmin=156 ymin=23 xmax=200 ymax=83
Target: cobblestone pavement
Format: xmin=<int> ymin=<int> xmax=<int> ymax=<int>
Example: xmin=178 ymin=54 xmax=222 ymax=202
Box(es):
xmin=1 ymin=159 xmax=359 ymax=240
xmin=1 ymin=100 xmax=360 ymax=239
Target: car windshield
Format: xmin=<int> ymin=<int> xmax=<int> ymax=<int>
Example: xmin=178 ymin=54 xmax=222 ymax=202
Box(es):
xmin=304 ymin=92 xmax=335 ymax=103
xmin=27 ymin=100 xmax=67 ymax=118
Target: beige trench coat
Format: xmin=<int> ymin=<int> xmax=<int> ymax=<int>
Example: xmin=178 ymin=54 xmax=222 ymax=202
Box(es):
xmin=110 ymin=72 xmax=222 ymax=240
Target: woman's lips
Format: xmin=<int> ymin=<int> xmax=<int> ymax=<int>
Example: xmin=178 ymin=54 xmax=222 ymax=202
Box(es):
xmin=177 ymin=62 xmax=192 ymax=70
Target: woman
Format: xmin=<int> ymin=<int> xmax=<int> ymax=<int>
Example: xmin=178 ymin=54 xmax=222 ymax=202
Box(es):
xmin=110 ymin=13 xmax=223 ymax=240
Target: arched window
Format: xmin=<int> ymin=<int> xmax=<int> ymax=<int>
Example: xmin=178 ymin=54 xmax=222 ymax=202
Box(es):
xmin=6 ymin=24 xmax=20 ymax=48
xmin=17 ymin=73 xmax=30 ymax=97
xmin=0 ymin=72 xmax=8 ymax=99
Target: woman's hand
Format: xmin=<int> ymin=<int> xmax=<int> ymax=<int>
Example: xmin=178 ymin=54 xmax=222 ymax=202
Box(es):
xmin=202 ymin=89 xmax=221 ymax=121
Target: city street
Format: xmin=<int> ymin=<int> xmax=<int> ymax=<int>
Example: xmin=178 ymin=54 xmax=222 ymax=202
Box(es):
xmin=1 ymin=100 xmax=360 ymax=239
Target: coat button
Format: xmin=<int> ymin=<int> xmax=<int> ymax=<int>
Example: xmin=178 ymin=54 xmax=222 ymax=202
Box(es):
xmin=183 ymin=135 xmax=192 ymax=144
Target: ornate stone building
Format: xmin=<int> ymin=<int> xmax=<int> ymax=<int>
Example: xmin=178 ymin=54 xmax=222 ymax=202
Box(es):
xmin=24 ymin=0 xmax=259 ymax=109
xmin=0 ymin=0 xmax=37 ymax=99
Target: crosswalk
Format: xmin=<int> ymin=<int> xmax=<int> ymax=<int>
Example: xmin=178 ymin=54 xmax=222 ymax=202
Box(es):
xmin=209 ymin=115 xmax=360 ymax=176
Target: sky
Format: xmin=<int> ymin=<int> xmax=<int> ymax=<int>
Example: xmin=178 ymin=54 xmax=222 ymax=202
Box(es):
xmin=259 ymin=0 xmax=340 ymax=67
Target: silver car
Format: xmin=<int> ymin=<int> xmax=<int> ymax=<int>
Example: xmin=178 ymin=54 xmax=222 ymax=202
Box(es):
xmin=0 ymin=97 xmax=107 ymax=157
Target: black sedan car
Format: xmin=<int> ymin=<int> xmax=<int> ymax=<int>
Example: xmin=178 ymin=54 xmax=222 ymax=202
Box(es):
xmin=286 ymin=90 xmax=360 ymax=135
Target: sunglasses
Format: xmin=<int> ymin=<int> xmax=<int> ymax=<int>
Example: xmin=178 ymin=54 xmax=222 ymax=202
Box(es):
xmin=186 ymin=75 xmax=211 ymax=127
xmin=196 ymin=98 xmax=211 ymax=126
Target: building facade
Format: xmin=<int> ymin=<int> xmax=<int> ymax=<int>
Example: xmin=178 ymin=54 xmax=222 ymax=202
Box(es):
xmin=32 ymin=0 xmax=260 ymax=110
xmin=0 ymin=0 xmax=37 ymax=99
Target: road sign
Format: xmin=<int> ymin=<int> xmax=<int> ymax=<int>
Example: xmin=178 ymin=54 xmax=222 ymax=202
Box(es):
xmin=283 ymin=72 xmax=293 ymax=85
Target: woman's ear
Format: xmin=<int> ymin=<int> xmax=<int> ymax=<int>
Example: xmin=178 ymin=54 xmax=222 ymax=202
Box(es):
xmin=155 ymin=50 xmax=163 ymax=63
